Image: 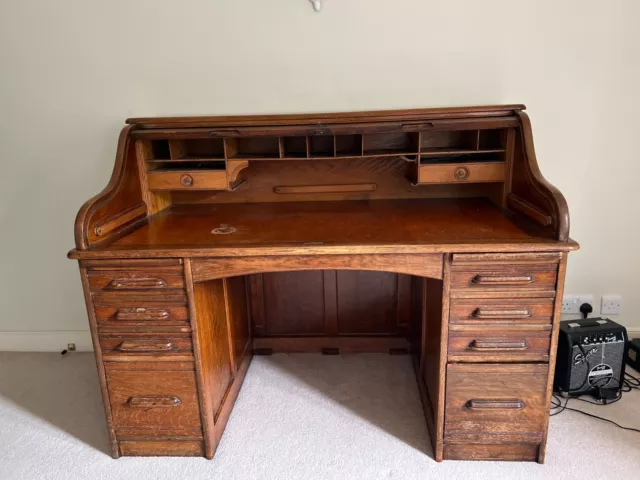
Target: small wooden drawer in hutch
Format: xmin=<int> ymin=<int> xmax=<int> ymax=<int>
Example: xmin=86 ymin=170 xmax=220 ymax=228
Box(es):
xmin=418 ymin=162 xmax=505 ymax=184
xmin=147 ymin=170 xmax=228 ymax=191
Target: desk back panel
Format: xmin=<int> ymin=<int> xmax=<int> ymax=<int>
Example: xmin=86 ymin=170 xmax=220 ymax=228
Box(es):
xmin=248 ymin=271 xmax=413 ymax=338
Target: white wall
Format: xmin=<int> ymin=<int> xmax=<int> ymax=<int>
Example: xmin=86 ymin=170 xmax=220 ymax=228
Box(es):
xmin=1 ymin=0 xmax=638 ymax=351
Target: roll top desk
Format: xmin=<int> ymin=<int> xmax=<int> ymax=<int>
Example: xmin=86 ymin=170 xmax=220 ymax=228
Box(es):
xmin=68 ymin=105 xmax=578 ymax=462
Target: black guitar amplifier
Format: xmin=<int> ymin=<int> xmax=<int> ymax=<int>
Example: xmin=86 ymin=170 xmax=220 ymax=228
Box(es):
xmin=554 ymin=318 xmax=627 ymax=396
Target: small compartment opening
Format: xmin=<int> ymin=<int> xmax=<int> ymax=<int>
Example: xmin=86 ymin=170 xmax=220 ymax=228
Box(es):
xmin=478 ymin=129 xmax=506 ymax=150
xmin=335 ymin=134 xmax=362 ymax=157
xmin=363 ymin=132 xmax=419 ymax=156
xmin=232 ymin=137 xmax=280 ymax=158
xmin=420 ymin=131 xmax=478 ymax=152
xmin=150 ymin=140 xmax=171 ymax=160
xmin=282 ymin=136 xmax=308 ymax=158
xmin=309 ymin=136 xmax=334 ymax=157
xmin=180 ymin=139 xmax=226 ymax=159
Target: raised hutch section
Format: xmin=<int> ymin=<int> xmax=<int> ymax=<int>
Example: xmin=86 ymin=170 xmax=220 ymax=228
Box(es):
xmin=69 ymin=105 xmax=576 ymax=463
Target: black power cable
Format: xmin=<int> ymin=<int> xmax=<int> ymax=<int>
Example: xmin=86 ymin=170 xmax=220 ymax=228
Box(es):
xmin=550 ymin=370 xmax=640 ymax=433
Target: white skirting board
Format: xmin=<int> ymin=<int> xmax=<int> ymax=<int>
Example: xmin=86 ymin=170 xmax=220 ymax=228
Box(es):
xmin=0 ymin=328 xmax=639 ymax=353
xmin=0 ymin=331 xmax=94 ymax=352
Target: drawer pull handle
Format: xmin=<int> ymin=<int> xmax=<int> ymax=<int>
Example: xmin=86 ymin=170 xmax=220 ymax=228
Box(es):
xmin=116 ymin=340 xmax=175 ymax=352
xmin=115 ymin=308 xmax=170 ymax=321
xmin=469 ymin=339 xmax=528 ymax=350
xmin=472 ymin=308 xmax=532 ymax=319
xmin=126 ymin=396 xmax=181 ymax=408
xmin=454 ymin=166 xmax=470 ymax=180
xmin=180 ymin=174 xmax=193 ymax=187
xmin=471 ymin=274 xmax=534 ymax=285
xmin=466 ymin=399 xmax=525 ymax=410
xmin=109 ymin=278 xmax=167 ymax=289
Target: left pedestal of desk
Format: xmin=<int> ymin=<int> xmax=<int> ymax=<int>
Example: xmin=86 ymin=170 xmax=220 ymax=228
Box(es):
xmin=77 ymin=258 xmax=249 ymax=458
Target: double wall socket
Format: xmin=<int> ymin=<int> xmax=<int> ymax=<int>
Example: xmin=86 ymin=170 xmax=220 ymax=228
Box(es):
xmin=562 ymin=294 xmax=594 ymax=314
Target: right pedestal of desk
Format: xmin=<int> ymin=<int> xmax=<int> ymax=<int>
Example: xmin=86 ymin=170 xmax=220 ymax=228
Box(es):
xmin=439 ymin=251 xmax=567 ymax=462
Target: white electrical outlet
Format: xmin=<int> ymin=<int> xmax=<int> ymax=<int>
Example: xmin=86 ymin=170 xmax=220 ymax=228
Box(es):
xmin=601 ymin=294 xmax=622 ymax=315
xmin=562 ymin=294 xmax=594 ymax=314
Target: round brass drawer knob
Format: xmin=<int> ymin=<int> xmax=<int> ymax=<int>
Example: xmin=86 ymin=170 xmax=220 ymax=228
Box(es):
xmin=180 ymin=174 xmax=194 ymax=187
xmin=454 ymin=166 xmax=470 ymax=181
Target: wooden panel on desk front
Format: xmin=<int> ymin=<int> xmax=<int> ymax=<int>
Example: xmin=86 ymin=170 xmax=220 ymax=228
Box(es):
xmin=263 ymin=271 xmax=326 ymax=335
xmin=336 ymin=271 xmax=399 ymax=334
xmin=224 ymin=276 xmax=251 ymax=371
xmin=193 ymin=280 xmax=233 ymax=418
xmin=253 ymin=270 xmax=411 ymax=337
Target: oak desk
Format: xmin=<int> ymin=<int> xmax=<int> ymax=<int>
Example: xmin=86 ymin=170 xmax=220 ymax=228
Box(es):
xmin=69 ymin=105 xmax=578 ymax=462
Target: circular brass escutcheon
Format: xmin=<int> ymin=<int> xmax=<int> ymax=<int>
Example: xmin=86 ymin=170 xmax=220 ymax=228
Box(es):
xmin=454 ymin=166 xmax=470 ymax=180
xmin=180 ymin=174 xmax=194 ymax=187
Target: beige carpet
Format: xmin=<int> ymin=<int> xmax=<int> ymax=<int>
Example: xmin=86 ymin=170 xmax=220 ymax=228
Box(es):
xmin=0 ymin=352 xmax=638 ymax=480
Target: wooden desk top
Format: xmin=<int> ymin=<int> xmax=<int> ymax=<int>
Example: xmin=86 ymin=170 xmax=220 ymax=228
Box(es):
xmin=69 ymin=198 xmax=578 ymax=259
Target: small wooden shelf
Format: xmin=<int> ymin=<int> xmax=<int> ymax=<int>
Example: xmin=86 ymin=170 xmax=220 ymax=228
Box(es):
xmin=420 ymin=148 xmax=505 ymax=157
xmin=151 ymin=161 xmax=226 ymax=171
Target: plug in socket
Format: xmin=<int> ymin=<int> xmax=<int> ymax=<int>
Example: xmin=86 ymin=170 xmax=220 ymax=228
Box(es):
xmin=562 ymin=294 xmax=594 ymax=314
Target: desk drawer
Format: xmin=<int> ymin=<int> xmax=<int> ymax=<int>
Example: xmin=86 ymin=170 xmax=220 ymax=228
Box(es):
xmin=95 ymin=305 xmax=190 ymax=331
xmin=147 ymin=170 xmax=228 ymax=191
xmin=105 ymin=363 xmax=202 ymax=432
xmin=418 ymin=162 xmax=505 ymax=184
xmin=444 ymin=363 xmax=548 ymax=444
xmin=449 ymin=297 xmax=554 ymax=325
xmin=448 ymin=328 xmax=551 ymax=362
xmin=100 ymin=334 xmax=193 ymax=361
xmin=450 ymin=265 xmax=557 ymax=295
xmin=87 ymin=268 xmax=185 ymax=293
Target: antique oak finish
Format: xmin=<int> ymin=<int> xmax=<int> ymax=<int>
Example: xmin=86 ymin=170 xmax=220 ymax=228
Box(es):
xmin=69 ymin=105 xmax=577 ymax=462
